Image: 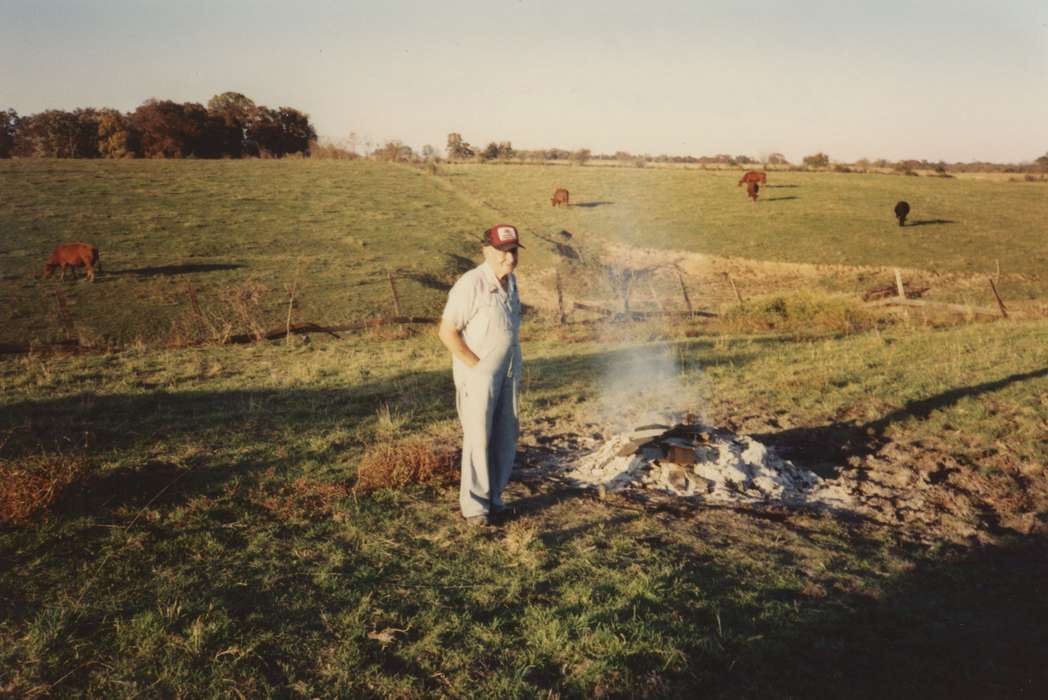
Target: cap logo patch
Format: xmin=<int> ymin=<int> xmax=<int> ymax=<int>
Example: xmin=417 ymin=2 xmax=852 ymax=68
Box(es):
xmin=496 ymin=226 xmax=517 ymax=242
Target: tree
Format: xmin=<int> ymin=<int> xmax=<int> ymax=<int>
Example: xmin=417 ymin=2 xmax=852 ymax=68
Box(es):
xmin=207 ymin=92 xmax=256 ymax=157
xmin=481 ymin=142 xmax=500 ymax=161
xmin=572 ymin=148 xmax=591 ymax=165
xmin=446 ymin=132 xmax=474 ymax=160
xmin=132 ymin=100 xmax=207 ymax=158
xmin=97 ymin=109 xmax=137 ymax=158
xmin=1035 ymin=152 xmax=1048 ymax=171
xmin=13 ymin=109 xmax=98 ymax=158
xmin=207 ymin=92 xmax=256 ymax=130
xmin=247 ymin=106 xmax=315 ymax=157
xmin=0 ymin=109 xmax=18 ymax=158
xmin=766 ymin=152 xmax=788 ymax=165
xmin=802 ymin=152 xmax=830 ymax=168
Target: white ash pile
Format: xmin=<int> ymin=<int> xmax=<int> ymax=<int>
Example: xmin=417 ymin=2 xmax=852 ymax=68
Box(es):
xmin=568 ymin=422 xmax=853 ymax=510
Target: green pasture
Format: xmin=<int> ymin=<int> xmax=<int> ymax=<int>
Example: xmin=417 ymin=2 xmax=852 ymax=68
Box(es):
xmin=2 ymin=159 xmax=1047 ymax=696
xmin=2 ymin=314 xmax=1046 ymax=696
xmin=448 ymin=162 xmax=1048 ymax=292
xmin=0 ymin=160 xmax=527 ymax=348
xmin=2 ymin=159 xmax=1047 ymax=348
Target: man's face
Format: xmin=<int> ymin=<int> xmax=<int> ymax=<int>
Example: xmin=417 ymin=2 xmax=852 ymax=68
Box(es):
xmin=484 ymin=245 xmax=518 ymax=278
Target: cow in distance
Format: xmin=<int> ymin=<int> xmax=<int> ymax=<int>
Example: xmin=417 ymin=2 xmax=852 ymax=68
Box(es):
xmin=738 ymin=171 xmax=767 ymax=187
xmin=894 ymin=201 xmax=911 ymax=226
xmin=43 ymin=242 xmax=101 ymax=282
xmin=551 ymin=188 xmax=570 ymax=207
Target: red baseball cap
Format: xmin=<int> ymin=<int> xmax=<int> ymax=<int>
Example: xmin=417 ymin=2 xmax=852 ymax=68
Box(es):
xmin=483 ymin=224 xmax=525 ymax=251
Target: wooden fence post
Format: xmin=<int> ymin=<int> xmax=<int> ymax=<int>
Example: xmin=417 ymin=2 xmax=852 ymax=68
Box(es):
xmin=555 ymin=269 xmax=567 ymax=324
xmin=674 ymin=265 xmax=694 ymax=316
xmin=647 ymin=279 xmax=665 ymax=313
xmin=894 ymin=269 xmax=906 ymax=299
xmin=988 ymin=278 xmax=1009 ymax=319
xmin=724 ymin=272 xmax=744 ymax=304
xmin=387 ymin=269 xmax=402 ymax=317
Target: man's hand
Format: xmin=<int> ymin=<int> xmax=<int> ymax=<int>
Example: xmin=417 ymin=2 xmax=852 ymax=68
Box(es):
xmin=438 ymin=318 xmax=480 ymax=368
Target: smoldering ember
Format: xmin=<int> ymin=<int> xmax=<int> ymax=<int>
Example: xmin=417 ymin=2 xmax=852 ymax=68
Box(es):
xmin=566 ymin=415 xmax=853 ymax=510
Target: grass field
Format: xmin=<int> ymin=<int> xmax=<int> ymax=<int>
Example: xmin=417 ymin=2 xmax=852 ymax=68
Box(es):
xmin=3 ymin=159 xmax=1046 ymax=347
xmin=2 ymin=159 xmax=1047 ymax=697
xmin=444 ymin=163 xmax=1048 ymax=280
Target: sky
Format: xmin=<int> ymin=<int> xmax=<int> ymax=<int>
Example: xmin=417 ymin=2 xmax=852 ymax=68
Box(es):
xmin=2 ymin=0 xmax=1047 ymax=163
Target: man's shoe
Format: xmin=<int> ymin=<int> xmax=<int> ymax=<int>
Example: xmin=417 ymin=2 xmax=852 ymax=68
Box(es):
xmin=464 ymin=514 xmax=489 ymax=527
xmin=490 ymin=503 xmax=515 ymax=521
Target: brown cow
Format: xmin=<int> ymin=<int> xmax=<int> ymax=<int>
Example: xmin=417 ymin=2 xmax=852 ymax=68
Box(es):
xmin=43 ymin=242 xmax=100 ymax=282
xmin=746 ymin=181 xmax=760 ymax=202
xmin=551 ymin=188 xmax=570 ymax=207
xmin=737 ymin=170 xmax=767 ymax=187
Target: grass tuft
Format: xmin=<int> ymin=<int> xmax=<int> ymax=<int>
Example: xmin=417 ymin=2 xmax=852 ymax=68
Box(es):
xmin=354 ymin=437 xmax=458 ymax=493
xmin=0 ymin=453 xmax=87 ymax=524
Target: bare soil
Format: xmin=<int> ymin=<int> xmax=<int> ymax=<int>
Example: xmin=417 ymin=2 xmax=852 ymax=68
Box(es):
xmin=512 ymin=413 xmax=1048 ymax=546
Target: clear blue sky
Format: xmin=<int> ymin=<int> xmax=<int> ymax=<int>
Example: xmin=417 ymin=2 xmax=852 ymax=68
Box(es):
xmin=3 ymin=0 xmax=1047 ymax=163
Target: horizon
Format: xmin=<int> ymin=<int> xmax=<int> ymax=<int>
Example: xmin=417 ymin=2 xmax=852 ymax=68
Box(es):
xmin=2 ymin=0 xmax=1047 ymax=164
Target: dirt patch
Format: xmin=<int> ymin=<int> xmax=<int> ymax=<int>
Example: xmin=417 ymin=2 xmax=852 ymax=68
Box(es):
xmin=515 ymin=416 xmax=1046 ymax=545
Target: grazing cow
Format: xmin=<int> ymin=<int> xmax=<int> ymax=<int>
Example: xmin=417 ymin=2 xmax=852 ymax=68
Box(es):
xmin=894 ymin=201 xmax=910 ymax=226
xmin=737 ymin=170 xmax=767 ymax=187
xmin=746 ymin=181 xmax=760 ymax=202
xmin=43 ymin=242 xmax=100 ymax=282
xmin=551 ymin=188 xmax=570 ymax=207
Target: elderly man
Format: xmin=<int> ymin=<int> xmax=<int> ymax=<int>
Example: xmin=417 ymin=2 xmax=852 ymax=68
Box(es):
xmin=438 ymin=224 xmax=524 ymax=526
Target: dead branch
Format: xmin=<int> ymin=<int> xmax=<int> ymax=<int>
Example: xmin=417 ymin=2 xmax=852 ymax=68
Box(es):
xmin=862 ymin=283 xmax=930 ymax=301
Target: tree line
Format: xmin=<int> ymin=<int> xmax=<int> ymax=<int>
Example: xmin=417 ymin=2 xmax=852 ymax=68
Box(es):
xmin=0 ymin=92 xmax=315 ymax=159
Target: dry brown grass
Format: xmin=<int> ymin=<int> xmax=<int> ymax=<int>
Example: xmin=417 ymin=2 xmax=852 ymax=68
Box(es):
xmin=250 ymin=474 xmax=351 ymax=520
xmin=354 ymin=437 xmax=459 ymax=493
xmin=0 ymin=454 xmax=87 ymax=524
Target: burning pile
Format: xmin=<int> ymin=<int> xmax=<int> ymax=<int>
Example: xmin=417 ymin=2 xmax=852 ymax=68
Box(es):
xmin=568 ymin=421 xmax=853 ymax=510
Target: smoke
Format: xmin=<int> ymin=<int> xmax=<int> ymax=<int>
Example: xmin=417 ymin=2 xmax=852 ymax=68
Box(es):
xmin=596 ymin=340 xmax=706 ymax=431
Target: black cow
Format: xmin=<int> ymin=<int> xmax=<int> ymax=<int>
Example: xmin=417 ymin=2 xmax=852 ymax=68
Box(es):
xmin=894 ymin=201 xmax=910 ymax=226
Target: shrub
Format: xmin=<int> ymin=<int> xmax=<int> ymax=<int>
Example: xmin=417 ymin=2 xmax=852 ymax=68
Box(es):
xmin=720 ymin=291 xmax=880 ymax=336
xmin=354 ymin=437 xmax=458 ymax=493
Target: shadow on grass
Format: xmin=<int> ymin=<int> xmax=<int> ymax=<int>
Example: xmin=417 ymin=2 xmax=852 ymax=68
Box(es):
xmin=571 ymin=201 xmax=614 ymax=208
xmin=108 ymin=263 xmax=245 ymax=277
xmin=906 ymin=219 xmax=957 ymax=227
xmin=754 ymin=366 xmax=1048 ymax=476
xmin=765 ymin=184 xmax=800 ymax=188
xmin=404 ymin=271 xmax=452 ymax=291
xmin=482 ymin=492 xmax=1047 ymax=697
xmin=639 ymin=527 xmax=1048 ymax=698
xmin=765 ymin=196 xmax=800 ymax=202
xmin=0 ymin=336 xmax=768 ymax=503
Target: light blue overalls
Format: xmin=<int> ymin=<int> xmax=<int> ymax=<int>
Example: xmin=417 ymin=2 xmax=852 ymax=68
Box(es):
xmin=443 ymin=263 xmax=522 ymax=518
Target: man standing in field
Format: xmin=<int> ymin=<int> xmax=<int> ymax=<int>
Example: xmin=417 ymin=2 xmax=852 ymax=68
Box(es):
xmin=438 ymin=224 xmax=524 ymax=527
